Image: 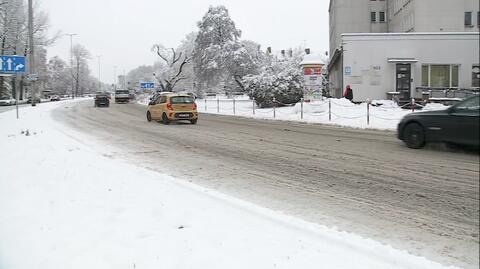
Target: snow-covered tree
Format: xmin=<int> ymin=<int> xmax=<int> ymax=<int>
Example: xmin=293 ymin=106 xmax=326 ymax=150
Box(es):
xmin=71 ymin=44 xmax=91 ymax=96
xmin=193 ymin=5 xmax=241 ymax=91
xmin=45 ymin=56 xmax=70 ymax=95
xmin=244 ymin=48 xmax=306 ymax=108
xmin=0 ymin=0 xmax=58 ymax=99
xmin=172 ymin=32 xmax=197 ymax=93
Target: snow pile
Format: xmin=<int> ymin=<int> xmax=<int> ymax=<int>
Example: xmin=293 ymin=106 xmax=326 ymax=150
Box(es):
xmin=0 ymin=102 xmax=459 ymax=269
xmin=138 ymin=94 xmax=449 ymax=130
xmin=193 ymin=97 xmax=449 ymax=130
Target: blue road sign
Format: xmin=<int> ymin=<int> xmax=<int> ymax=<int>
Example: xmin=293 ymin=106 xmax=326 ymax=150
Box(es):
xmin=140 ymin=82 xmax=155 ymax=89
xmin=0 ymin=55 xmax=27 ymax=74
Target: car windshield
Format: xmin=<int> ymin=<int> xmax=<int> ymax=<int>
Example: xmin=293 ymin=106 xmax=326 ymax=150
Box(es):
xmin=170 ymin=96 xmax=194 ymax=104
xmin=455 ymin=96 xmax=480 ymax=111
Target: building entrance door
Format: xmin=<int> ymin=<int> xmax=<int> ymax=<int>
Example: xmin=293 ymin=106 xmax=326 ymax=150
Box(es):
xmin=396 ymin=64 xmax=411 ymax=100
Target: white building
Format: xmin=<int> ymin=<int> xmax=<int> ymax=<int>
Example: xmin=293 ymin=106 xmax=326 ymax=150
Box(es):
xmin=338 ymin=32 xmax=479 ymax=101
xmin=328 ymin=0 xmax=480 ymax=100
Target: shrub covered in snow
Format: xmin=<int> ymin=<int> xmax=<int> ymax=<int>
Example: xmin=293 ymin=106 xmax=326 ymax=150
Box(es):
xmin=244 ymin=68 xmax=304 ymax=108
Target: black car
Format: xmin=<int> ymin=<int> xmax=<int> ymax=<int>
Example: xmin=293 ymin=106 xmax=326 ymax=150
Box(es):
xmin=26 ymin=97 xmax=41 ymax=104
xmin=94 ymin=94 xmax=110 ymax=107
xmin=398 ymin=95 xmax=479 ymax=149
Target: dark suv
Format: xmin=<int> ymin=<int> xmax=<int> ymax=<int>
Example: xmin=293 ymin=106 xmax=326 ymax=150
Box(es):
xmin=94 ymin=93 xmax=110 ymax=107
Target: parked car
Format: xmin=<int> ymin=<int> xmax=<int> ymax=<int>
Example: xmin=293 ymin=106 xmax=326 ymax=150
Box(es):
xmin=26 ymin=97 xmax=41 ymax=104
xmin=94 ymin=93 xmax=110 ymax=107
xmin=146 ymin=93 xmax=198 ymax=124
xmin=397 ymin=95 xmax=479 ymax=149
xmin=50 ymin=95 xmax=61 ymax=101
xmin=0 ymin=98 xmax=16 ymax=106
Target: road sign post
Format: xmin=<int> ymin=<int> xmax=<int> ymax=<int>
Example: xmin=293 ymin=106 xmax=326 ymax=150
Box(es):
xmin=140 ymin=82 xmax=155 ymax=90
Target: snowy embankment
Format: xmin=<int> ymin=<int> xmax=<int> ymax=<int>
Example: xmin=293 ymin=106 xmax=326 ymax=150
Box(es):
xmin=0 ymin=101 xmax=458 ymax=269
xmin=138 ymin=94 xmax=449 ymax=130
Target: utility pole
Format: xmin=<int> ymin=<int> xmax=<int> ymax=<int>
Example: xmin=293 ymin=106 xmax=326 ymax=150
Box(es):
xmin=123 ymin=69 xmax=126 ymax=90
xmin=28 ymin=0 xmax=36 ymax=106
xmin=113 ymin=66 xmax=117 ymax=92
xmin=97 ymin=55 xmax=101 ymax=92
xmin=66 ymin=33 xmax=77 ymax=98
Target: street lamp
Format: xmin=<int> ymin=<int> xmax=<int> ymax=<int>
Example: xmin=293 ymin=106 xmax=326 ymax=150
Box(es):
xmin=65 ymin=33 xmax=77 ymax=98
xmin=28 ymin=0 xmax=36 ymax=106
xmin=97 ymin=55 xmax=101 ymax=92
xmin=113 ymin=66 xmax=117 ymax=91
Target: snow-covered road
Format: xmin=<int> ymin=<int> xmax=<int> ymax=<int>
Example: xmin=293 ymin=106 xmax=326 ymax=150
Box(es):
xmin=0 ymin=101 xmax=466 ymax=268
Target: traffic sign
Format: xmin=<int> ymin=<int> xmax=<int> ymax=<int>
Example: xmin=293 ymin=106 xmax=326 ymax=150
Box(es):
xmin=27 ymin=74 xmax=38 ymax=81
xmin=140 ymin=82 xmax=155 ymax=89
xmin=0 ymin=55 xmax=27 ymax=74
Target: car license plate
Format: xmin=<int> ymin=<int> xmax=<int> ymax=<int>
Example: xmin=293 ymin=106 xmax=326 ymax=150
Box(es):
xmin=178 ymin=113 xmax=190 ymax=118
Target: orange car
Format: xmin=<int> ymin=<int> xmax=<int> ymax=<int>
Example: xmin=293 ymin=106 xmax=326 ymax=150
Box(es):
xmin=146 ymin=93 xmax=198 ymax=124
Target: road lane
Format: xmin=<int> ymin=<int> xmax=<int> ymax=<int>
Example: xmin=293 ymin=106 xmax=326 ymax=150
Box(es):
xmin=53 ymin=100 xmax=479 ymax=269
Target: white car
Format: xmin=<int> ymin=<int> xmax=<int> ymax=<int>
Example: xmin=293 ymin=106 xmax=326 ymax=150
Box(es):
xmin=0 ymin=98 xmax=16 ymax=106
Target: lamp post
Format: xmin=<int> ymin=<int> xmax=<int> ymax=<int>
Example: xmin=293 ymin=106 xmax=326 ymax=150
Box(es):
xmin=97 ymin=55 xmax=101 ymax=92
xmin=28 ymin=0 xmax=36 ymax=106
xmin=65 ymin=33 xmax=77 ymax=98
xmin=113 ymin=66 xmax=117 ymax=91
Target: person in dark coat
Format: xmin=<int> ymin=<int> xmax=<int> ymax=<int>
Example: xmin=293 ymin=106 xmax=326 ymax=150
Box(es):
xmin=343 ymin=85 xmax=353 ymax=101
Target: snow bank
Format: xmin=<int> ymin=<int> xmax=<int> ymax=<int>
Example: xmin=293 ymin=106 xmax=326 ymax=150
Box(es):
xmin=0 ymin=101 xmax=458 ymax=269
xmin=138 ymin=94 xmax=449 ymax=130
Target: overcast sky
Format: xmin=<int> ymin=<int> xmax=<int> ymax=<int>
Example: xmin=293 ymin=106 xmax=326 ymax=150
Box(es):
xmin=42 ymin=0 xmax=330 ymax=84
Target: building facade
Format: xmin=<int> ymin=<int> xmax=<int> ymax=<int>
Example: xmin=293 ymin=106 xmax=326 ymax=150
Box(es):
xmin=328 ymin=0 xmax=480 ymax=99
xmin=341 ymin=32 xmax=479 ymax=101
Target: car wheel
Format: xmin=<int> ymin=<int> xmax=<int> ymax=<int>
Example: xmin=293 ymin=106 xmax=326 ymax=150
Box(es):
xmin=190 ymin=119 xmax=197 ymax=124
xmin=162 ymin=113 xmax=170 ymax=125
xmin=146 ymin=111 xmax=152 ymax=122
xmin=404 ymin=122 xmax=425 ymax=149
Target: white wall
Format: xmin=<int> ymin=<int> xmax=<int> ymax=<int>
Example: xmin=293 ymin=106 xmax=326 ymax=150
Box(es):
xmin=341 ymin=33 xmax=480 ymax=101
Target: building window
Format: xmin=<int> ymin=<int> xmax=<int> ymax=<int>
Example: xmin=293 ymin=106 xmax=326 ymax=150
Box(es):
xmin=371 ymin=12 xmax=376 ymax=22
xmin=379 ymin=12 xmax=385 ymax=22
xmin=452 ymin=65 xmax=459 ymax=87
xmin=473 ymin=65 xmax=480 ymax=87
xmin=422 ymin=64 xmax=459 ymax=88
xmin=421 ymin=65 xmax=429 ymax=86
xmin=477 ymin=12 xmax=480 ymax=27
xmin=465 ymin=11 xmax=472 ymax=26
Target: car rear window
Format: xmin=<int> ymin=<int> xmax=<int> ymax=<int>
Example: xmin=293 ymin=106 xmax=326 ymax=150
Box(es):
xmin=171 ymin=96 xmax=194 ymax=104
xmin=115 ymin=90 xmax=129 ymax=94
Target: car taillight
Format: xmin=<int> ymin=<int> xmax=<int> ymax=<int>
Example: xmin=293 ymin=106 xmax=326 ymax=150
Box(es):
xmin=192 ymin=103 xmax=197 ymax=110
xmin=167 ymin=103 xmax=174 ymax=110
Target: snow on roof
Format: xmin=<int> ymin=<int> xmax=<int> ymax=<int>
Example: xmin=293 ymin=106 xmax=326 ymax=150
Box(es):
xmin=299 ymin=54 xmax=325 ymax=66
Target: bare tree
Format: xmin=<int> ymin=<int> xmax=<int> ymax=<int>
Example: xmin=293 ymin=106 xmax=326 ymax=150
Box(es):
xmin=71 ymin=44 xmax=90 ymax=97
xmin=151 ymin=44 xmax=189 ymax=92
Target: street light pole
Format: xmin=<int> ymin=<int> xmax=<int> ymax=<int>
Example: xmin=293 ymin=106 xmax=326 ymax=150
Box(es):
xmin=28 ymin=0 xmax=36 ymax=106
xmin=113 ymin=66 xmax=117 ymax=91
xmin=97 ymin=55 xmax=101 ymax=92
xmin=66 ymin=33 xmax=77 ymax=98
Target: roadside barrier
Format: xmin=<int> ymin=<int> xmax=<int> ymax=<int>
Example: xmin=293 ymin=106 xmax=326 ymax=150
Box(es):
xmin=198 ymin=97 xmax=407 ymax=125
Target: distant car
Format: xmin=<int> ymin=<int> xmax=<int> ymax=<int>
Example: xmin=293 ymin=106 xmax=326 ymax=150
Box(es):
xmin=397 ymin=95 xmax=479 ymax=149
xmin=115 ymin=90 xmax=130 ymax=103
xmin=146 ymin=93 xmax=198 ymax=124
xmin=94 ymin=93 xmax=110 ymax=107
xmin=0 ymin=98 xmax=16 ymax=106
xmin=50 ymin=95 xmax=61 ymax=101
xmin=26 ymin=97 xmax=41 ymax=104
